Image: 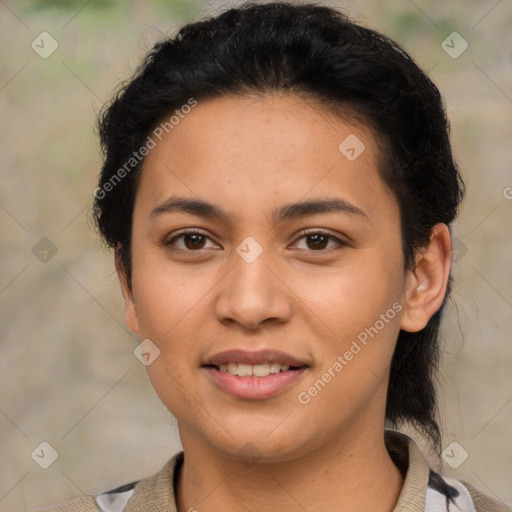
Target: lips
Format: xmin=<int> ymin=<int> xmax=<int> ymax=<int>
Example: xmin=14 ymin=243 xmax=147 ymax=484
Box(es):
xmin=202 ymin=349 xmax=309 ymax=400
xmin=204 ymin=349 xmax=308 ymax=368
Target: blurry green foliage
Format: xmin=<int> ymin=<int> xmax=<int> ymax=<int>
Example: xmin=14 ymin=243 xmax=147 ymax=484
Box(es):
xmin=20 ymin=0 xmax=199 ymax=19
xmin=21 ymin=0 xmax=117 ymax=13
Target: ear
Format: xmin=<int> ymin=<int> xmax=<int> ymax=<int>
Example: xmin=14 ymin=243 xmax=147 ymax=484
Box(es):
xmin=115 ymin=248 xmax=140 ymax=336
xmin=400 ymin=223 xmax=452 ymax=333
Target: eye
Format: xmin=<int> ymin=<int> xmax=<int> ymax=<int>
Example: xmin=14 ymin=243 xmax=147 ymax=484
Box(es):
xmin=164 ymin=229 xmax=347 ymax=253
xmin=164 ymin=230 xmax=219 ymax=251
xmin=292 ymin=230 xmax=346 ymax=252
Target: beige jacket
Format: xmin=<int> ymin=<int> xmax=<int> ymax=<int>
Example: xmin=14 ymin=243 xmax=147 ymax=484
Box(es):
xmin=33 ymin=432 xmax=510 ymax=512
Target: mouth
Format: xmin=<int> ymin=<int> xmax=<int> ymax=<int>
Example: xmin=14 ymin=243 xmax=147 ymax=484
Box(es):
xmin=202 ymin=349 xmax=309 ymax=400
xmin=204 ymin=362 xmax=304 ymax=377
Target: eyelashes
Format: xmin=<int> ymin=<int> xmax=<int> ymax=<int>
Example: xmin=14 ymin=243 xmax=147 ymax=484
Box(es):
xmin=164 ymin=229 xmax=347 ymax=253
xmin=165 ymin=230 xmax=218 ymax=251
xmin=290 ymin=229 xmax=346 ymax=252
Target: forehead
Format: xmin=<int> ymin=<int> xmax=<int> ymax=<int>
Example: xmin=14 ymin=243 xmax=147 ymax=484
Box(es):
xmin=135 ymin=93 xmax=396 ymax=225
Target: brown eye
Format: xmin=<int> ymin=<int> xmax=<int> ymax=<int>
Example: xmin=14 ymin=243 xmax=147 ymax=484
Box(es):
xmin=293 ymin=231 xmax=345 ymax=252
xmin=305 ymin=233 xmax=329 ymax=250
xmin=182 ymin=233 xmax=206 ymax=250
xmin=165 ymin=230 xmax=218 ymax=251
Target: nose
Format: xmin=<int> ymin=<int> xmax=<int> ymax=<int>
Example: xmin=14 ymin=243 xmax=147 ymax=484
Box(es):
xmin=214 ymin=249 xmax=293 ymax=331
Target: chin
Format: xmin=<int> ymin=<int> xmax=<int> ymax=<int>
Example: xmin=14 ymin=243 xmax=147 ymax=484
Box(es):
xmin=200 ymin=421 xmax=315 ymax=465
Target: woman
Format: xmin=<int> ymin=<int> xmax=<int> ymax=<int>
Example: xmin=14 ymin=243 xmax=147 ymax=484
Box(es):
xmin=35 ymin=1 xmax=509 ymax=511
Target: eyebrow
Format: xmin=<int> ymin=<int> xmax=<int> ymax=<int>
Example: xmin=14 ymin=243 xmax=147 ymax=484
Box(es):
xmin=150 ymin=196 xmax=370 ymax=224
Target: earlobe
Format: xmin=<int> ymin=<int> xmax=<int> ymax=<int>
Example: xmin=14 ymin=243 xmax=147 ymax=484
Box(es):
xmin=400 ymin=224 xmax=452 ymax=333
xmin=114 ymin=249 xmax=140 ymax=336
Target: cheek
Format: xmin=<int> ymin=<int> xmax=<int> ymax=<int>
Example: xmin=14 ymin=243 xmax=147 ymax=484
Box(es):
xmin=131 ymin=256 xmax=211 ymax=343
xmin=302 ymin=245 xmax=405 ymax=389
xmin=315 ymin=250 xmax=404 ymax=335
xmin=134 ymin=271 xmax=208 ymax=417
xmin=297 ymin=292 xmax=403 ymax=429
xmin=129 ymin=265 xmax=211 ymax=414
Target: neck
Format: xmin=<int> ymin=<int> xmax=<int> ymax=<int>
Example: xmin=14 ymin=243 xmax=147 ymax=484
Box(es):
xmin=175 ymin=427 xmax=404 ymax=512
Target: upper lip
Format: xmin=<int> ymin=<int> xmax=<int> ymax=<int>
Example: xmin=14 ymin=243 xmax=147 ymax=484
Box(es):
xmin=204 ymin=349 xmax=309 ymax=367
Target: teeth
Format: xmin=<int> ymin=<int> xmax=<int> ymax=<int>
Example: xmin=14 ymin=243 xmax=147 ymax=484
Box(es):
xmin=237 ymin=363 xmax=252 ymax=377
xmin=217 ymin=361 xmax=294 ymax=377
xmin=253 ymin=362 xmax=270 ymax=377
xmin=269 ymin=362 xmax=281 ymax=374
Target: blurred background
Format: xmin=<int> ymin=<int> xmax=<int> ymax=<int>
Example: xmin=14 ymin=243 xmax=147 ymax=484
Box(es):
xmin=0 ymin=0 xmax=511 ymax=510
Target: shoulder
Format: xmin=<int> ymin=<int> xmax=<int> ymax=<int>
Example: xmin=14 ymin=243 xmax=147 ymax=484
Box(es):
xmin=426 ymin=471 xmax=510 ymax=512
xmin=457 ymin=478 xmax=512 ymax=512
xmin=29 ymin=452 xmax=183 ymax=512
xmin=29 ymin=495 xmax=100 ymax=512
xmin=385 ymin=430 xmax=511 ymax=512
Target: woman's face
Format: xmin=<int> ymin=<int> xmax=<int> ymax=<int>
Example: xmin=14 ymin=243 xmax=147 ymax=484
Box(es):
xmin=121 ymin=93 xmax=410 ymax=462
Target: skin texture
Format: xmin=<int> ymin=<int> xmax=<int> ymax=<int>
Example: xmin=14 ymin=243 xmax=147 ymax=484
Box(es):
xmin=116 ymin=93 xmax=452 ymax=512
